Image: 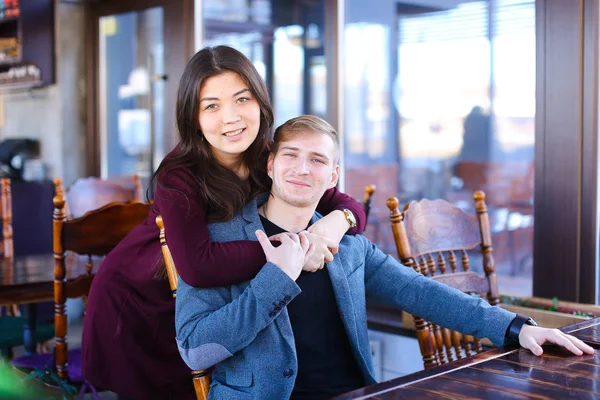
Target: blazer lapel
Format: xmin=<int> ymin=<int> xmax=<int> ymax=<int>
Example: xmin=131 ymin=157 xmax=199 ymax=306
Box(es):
xmin=242 ymin=194 xmax=268 ymax=239
xmin=326 ymin=250 xmax=360 ymax=351
xmin=241 ymin=194 xmax=297 ymax=353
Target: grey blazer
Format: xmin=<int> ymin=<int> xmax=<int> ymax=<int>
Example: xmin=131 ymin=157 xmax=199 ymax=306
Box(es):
xmin=175 ymin=195 xmax=515 ymax=400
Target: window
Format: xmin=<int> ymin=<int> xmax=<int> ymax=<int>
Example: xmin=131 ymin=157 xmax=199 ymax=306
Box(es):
xmin=343 ymin=0 xmax=535 ymax=297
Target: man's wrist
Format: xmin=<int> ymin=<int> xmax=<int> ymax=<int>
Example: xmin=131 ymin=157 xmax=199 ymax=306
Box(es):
xmin=504 ymin=313 xmax=537 ymax=346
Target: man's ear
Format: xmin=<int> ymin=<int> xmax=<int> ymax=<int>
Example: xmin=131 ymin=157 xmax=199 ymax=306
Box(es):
xmin=267 ymin=153 xmax=275 ymax=179
xmin=329 ymin=165 xmax=339 ymax=188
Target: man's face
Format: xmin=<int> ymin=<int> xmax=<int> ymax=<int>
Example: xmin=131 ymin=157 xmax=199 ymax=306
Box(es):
xmin=267 ymin=131 xmax=339 ymax=208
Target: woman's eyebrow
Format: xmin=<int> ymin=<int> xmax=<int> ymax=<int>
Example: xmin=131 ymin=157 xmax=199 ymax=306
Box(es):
xmin=199 ymin=96 xmax=218 ymax=103
xmin=200 ymin=88 xmax=250 ymax=103
xmin=233 ymin=88 xmax=250 ymax=97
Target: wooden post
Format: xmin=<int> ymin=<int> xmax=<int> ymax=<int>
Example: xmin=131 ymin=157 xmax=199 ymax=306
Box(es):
xmin=53 ymin=194 xmax=68 ymax=380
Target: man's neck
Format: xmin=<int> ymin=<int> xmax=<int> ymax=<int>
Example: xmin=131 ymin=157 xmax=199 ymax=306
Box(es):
xmin=261 ymin=197 xmax=316 ymax=233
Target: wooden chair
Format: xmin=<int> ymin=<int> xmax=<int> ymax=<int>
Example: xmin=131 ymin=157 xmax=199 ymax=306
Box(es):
xmin=156 ymin=215 xmax=210 ymax=400
xmin=1 ymin=177 xmax=13 ymax=259
xmin=386 ymin=191 xmax=499 ymax=369
xmin=54 ymin=174 xmax=143 ymax=219
xmin=0 ymin=178 xmax=54 ymax=357
xmin=362 ymin=184 xmax=376 ymax=225
xmin=10 ymin=195 xmax=150 ymax=387
xmin=2 ymin=178 xmax=18 ymax=315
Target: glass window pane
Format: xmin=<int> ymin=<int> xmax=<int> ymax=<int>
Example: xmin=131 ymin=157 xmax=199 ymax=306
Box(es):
xmin=202 ymin=0 xmax=327 ymax=128
xmin=98 ymin=7 xmax=165 ymax=193
xmin=343 ymin=0 xmax=535 ymax=298
xmin=273 ymin=25 xmax=305 ymax=127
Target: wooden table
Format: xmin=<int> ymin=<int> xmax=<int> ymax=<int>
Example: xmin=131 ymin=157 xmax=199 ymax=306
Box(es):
xmin=0 ymin=253 xmax=97 ymax=306
xmin=334 ymin=319 xmax=600 ymax=399
xmin=1 ymin=254 xmax=56 ymax=306
xmin=566 ymin=317 xmax=600 ymax=346
xmin=0 ymin=253 xmax=97 ymax=354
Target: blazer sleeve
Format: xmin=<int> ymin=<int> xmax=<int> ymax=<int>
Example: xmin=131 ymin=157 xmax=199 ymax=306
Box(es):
xmin=361 ymin=239 xmax=515 ymax=347
xmin=175 ymin=263 xmax=301 ymax=371
xmin=154 ymin=168 xmax=267 ymax=288
xmin=316 ymin=187 xmax=366 ymax=234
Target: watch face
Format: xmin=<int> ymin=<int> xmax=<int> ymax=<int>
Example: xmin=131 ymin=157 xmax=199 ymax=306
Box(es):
xmin=344 ymin=209 xmax=356 ymax=226
xmin=525 ymin=318 xmax=538 ymax=326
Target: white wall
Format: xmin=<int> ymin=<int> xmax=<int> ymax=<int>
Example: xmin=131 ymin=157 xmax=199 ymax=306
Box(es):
xmin=0 ymin=3 xmax=87 ymax=186
xmin=368 ymin=330 xmax=423 ymax=381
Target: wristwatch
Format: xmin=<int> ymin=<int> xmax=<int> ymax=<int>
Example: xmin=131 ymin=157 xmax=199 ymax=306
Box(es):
xmin=342 ymin=209 xmax=357 ymax=229
xmin=504 ymin=314 xmax=537 ymax=346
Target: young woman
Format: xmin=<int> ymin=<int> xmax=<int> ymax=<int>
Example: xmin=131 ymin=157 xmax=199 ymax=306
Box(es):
xmin=82 ymin=46 xmax=366 ymax=399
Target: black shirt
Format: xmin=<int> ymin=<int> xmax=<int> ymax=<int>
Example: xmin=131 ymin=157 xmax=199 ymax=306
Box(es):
xmin=259 ymin=215 xmax=364 ymax=400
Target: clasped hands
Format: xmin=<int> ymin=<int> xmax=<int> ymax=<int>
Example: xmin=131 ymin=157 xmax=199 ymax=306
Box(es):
xmin=255 ymin=213 xmax=345 ymax=278
xmin=267 ymin=230 xmax=337 ymax=272
xmin=255 ymin=227 xmax=339 ymax=281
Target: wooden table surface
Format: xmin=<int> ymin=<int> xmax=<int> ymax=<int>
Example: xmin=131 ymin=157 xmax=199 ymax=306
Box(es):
xmin=0 ymin=253 xmax=100 ymax=354
xmin=0 ymin=253 xmax=99 ymax=306
xmin=334 ymin=319 xmax=600 ymax=399
xmin=566 ymin=317 xmax=600 ymax=346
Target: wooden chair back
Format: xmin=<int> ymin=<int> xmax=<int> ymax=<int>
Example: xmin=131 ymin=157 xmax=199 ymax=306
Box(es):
xmin=1 ymin=178 xmax=13 ymax=258
xmin=155 ymin=215 xmax=210 ymax=400
xmin=54 ymin=175 xmax=143 ymax=219
xmin=362 ymin=184 xmax=376 ymax=225
xmin=387 ymin=190 xmax=499 ymax=369
xmin=1 ymin=178 xmax=18 ymax=317
xmin=52 ymin=195 xmax=150 ymax=380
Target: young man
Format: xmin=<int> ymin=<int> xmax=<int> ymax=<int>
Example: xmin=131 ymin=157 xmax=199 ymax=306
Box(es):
xmin=175 ymin=116 xmax=593 ymax=400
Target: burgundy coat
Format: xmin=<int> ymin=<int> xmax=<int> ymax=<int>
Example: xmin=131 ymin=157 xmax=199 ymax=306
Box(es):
xmin=82 ymin=167 xmax=365 ymax=399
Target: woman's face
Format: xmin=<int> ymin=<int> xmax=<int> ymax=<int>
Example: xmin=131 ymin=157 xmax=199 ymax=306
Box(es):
xmin=197 ymin=71 xmax=261 ymax=167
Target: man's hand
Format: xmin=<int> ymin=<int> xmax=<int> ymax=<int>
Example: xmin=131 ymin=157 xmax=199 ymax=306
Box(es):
xmin=519 ymin=325 xmax=595 ymax=356
xmin=270 ymin=231 xmax=335 ymax=272
xmin=256 ymin=230 xmax=313 ymax=281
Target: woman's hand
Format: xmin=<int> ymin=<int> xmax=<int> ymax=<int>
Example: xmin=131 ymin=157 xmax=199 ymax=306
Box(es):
xmin=269 ymin=231 xmax=336 ymax=272
xmin=307 ymin=210 xmax=350 ymax=256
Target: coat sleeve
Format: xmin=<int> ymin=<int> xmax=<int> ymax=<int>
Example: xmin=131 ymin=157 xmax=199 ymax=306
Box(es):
xmin=361 ymin=239 xmax=514 ymax=347
xmin=154 ymin=168 xmax=267 ymax=288
xmin=175 ymin=263 xmax=301 ymax=371
xmin=316 ymin=187 xmax=366 ymax=234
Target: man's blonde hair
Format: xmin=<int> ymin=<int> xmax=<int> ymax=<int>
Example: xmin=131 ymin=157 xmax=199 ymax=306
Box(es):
xmin=271 ymin=115 xmax=339 ymax=163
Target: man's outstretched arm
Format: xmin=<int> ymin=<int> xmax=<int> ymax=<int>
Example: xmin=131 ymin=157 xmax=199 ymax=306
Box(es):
xmin=361 ymin=239 xmax=594 ymax=355
xmin=362 ymin=240 xmax=513 ymax=346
